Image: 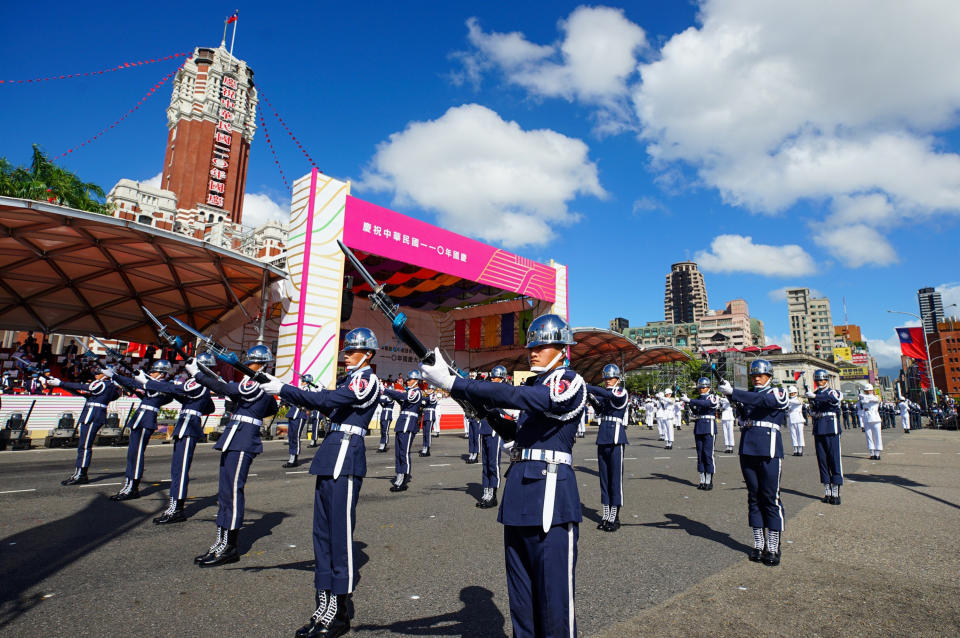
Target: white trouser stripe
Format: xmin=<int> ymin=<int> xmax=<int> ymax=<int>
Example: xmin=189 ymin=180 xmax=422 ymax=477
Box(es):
xmin=619 ymin=446 xmax=624 ymax=505
xmin=346 ymin=476 xmax=354 ymax=592
xmin=231 ymin=452 xmax=245 ymax=530
xmin=837 ymin=436 xmax=844 ymax=479
xmin=567 ymin=523 xmax=575 ymax=638
xmin=178 ymin=437 xmax=192 ymax=499
xmin=82 ymin=423 xmax=96 ymax=467
xmin=776 ymin=458 xmax=784 ymax=530
xmin=404 ymin=433 xmax=413 ymax=473
xmin=134 ymin=432 xmax=146 ymax=478
xmin=494 ymin=435 xmax=502 ymax=488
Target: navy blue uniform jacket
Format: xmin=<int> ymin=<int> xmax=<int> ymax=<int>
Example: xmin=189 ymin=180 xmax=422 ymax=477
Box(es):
xmin=114 ymin=375 xmax=172 ymax=430
xmin=195 ymin=372 xmax=278 ymax=454
xmin=731 ymin=385 xmax=788 ymax=458
xmin=145 ymin=376 xmax=216 ymax=438
xmin=586 ymin=384 xmax=629 ymax=445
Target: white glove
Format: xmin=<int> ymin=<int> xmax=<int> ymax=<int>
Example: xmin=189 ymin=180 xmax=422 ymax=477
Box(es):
xmin=681 ymin=396 xmax=690 ymax=403
xmin=134 ymin=370 xmax=149 ymax=386
xmin=46 ymin=377 xmax=61 ymax=387
xmin=420 ymin=347 xmax=455 ymax=391
xmin=805 ymin=391 xmax=816 ymax=399
xmin=260 ymin=373 xmax=285 ymax=395
xmin=718 ymin=380 xmax=733 ymax=396
xmin=184 ymin=358 xmax=199 ymax=376
xmin=100 ymin=367 xmax=114 ymax=378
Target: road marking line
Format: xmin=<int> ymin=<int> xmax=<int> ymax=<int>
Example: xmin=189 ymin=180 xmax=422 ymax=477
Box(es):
xmin=584 ymin=458 xmax=597 ymax=461
xmin=285 ymin=470 xmax=309 ymax=474
xmin=625 ymin=457 xmax=637 ymax=460
xmin=80 ymin=482 xmax=122 ymax=488
xmin=248 ymin=473 xmax=259 ymax=476
xmin=922 ymin=452 xmax=941 ymax=455
xmin=887 ymin=452 xmax=904 ymax=455
xmin=687 ymin=456 xmax=697 ymax=459
xmin=429 ymin=464 xmax=450 ymax=467
xmin=0 ymin=488 xmax=36 ymax=494
xmin=654 ymin=456 xmax=671 ymax=460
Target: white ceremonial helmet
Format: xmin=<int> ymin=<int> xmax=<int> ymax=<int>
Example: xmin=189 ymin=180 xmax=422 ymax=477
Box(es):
xmin=663 ymin=388 xmax=673 ymax=396
xmin=787 ymin=386 xmax=798 ymax=395
xmin=862 ymin=383 xmax=874 ymax=391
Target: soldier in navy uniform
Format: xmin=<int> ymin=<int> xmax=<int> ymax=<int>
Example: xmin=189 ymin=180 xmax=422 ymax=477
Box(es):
xmin=29 ymin=372 xmax=45 ymax=395
xmin=718 ymin=359 xmax=788 ymax=566
xmin=262 ymin=328 xmax=382 ymax=638
xmin=587 ymin=363 xmax=630 ymax=530
xmin=142 ymin=352 xmax=217 ymax=524
xmin=419 ymin=385 xmax=438 ymax=457
xmin=188 ymin=345 xmax=278 ymax=567
xmin=684 ymin=377 xmax=720 ymax=491
xmin=106 ymin=360 xmax=174 ymax=500
xmin=422 ymin=313 xmax=586 ymax=638
xmin=476 ymin=365 xmax=511 ymax=509
xmin=840 ymin=401 xmax=851 ymax=429
xmin=47 ymin=366 xmax=122 ymax=485
xmin=806 ymin=369 xmax=844 ymax=505
xmin=382 ymin=371 xmax=422 ymax=491
xmin=283 ymin=374 xmax=314 ymax=468
xmin=376 ymin=391 xmax=395 ymax=453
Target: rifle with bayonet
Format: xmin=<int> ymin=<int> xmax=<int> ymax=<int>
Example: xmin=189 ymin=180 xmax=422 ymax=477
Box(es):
xmin=141 ymin=306 xmax=223 ymax=381
xmin=167 ymin=316 xmax=270 ymax=383
xmin=87 ymin=335 xmax=136 ymax=374
xmin=336 ymin=240 xmax=487 ymax=423
xmin=12 ymin=355 xmax=43 ymax=376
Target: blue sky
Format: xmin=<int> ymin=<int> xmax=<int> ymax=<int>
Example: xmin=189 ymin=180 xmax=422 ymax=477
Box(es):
xmin=2 ymin=1 xmax=959 ymax=372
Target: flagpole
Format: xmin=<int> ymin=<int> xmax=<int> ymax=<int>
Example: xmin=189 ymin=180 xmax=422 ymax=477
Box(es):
xmin=221 ymin=18 xmax=228 ymax=47
xmin=230 ymin=12 xmax=238 ymax=56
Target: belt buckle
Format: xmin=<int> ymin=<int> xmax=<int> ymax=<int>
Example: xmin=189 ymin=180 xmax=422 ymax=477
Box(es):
xmin=546 ymin=461 xmax=559 ymax=473
xmin=509 ymin=447 xmax=521 ymax=462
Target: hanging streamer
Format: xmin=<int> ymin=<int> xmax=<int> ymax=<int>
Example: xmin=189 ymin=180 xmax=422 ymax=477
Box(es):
xmin=55 ymin=63 xmax=185 ymax=159
xmin=1 ymin=52 xmax=191 ymax=85
xmin=257 ymin=88 xmax=320 ymax=170
xmin=258 ymin=110 xmax=290 ymax=192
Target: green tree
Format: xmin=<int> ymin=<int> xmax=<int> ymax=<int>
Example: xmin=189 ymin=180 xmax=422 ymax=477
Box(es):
xmin=0 ymin=145 xmax=109 ymax=214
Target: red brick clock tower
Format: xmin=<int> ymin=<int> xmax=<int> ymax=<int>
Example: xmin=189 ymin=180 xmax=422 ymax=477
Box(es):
xmin=161 ymin=46 xmax=257 ymax=224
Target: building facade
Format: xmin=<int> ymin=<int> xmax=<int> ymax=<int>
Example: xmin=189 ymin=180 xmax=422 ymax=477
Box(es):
xmin=765 ymin=352 xmax=841 ymax=389
xmin=623 ymin=321 xmax=698 ymax=349
xmin=917 ymin=287 xmax=944 ymax=335
xmin=609 ymin=317 xmax=629 ymax=334
xmin=835 ymin=323 xmax=863 ymax=344
xmin=699 ymin=299 xmax=753 ymax=349
xmin=162 ymin=45 xmax=258 ymax=224
xmin=787 ymin=288 xmax=834 ymax=358
xmin=664 ymin=261 xmax=709 ymax=324
xmin=930 ymin=319 xmax=960 ymax=398
xmin=107 ymin=179 xmax=178 ymax=232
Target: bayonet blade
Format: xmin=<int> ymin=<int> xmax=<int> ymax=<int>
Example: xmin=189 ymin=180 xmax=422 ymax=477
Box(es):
xmin=337 ymin=240 xmax=381 ymax=293
xmin=169 ymin=316 xmax=211 ymax=344
xmin=141 ymin=305 xmax=164 ymax=328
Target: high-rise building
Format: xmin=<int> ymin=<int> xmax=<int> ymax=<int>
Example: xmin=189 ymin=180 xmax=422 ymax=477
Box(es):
xmin=609 ymin=317 xmax=629 ymax=333
xmin=162 ymin=45 xmax=258 ymax=224
xmin=623 ymin=320 xmax=698 ymax=349
xmin=930 ymin=319 xmax=960 ymax=398
xmin=787 ymin=288 xmax=834 ymax=357
xmin=664 ymin=261 xmax=709 ymax=324
xmin=699 ymin=299 xmax=753 ymax=349
xmin=917 ymin=287 xmax=944 ymax=335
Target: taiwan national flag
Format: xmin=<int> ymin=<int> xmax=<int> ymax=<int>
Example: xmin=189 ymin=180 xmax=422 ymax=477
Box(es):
xmin=896 ymin=327 xmax=927 ymax=361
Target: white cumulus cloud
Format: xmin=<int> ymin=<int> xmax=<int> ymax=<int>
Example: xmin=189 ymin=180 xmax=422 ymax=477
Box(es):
xmin=765 ymin=332 xmax=792 ymax=352
xmin=694 ymin=234 xmax=815 ymax=276
xmin=865 ymin=332 xmax=905 ymax=369
xmin=633 ymin=0 xmax=960 ymax=266
xmin=456 ymin=7 xmax=647 ymax=134
xmin=357 ymin=104 xmax=605 ymax=248
xmin=936 ymin=282 xmax=960 ymax=316
xmin=141 ymin=172 xmax=163 ymax=188
xmin=242 ymin=192 xmax=289 ymax=228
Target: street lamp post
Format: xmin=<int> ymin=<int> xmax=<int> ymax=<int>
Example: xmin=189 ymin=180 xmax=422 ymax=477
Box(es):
xmin=888 ymin=309 xmax=939 ymax=405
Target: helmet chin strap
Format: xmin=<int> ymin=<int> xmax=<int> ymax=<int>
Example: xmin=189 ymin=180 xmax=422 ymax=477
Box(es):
xmin=347 ymin=352 xmax=371 ymax=372
xmin=530 ymin=350 xmax=565 ymax=373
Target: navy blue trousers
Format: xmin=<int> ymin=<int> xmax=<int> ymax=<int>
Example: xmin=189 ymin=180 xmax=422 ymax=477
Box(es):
xmin=420 ymin=419 xmax=432 ymax=449
xmin=814 ymin=434 xmax=843 ymax=485
xmin=379 ymin=413 xmax=392 ymax=447
xmin=480 ymin=434 xmax=501 ymax=488
xmin=125 ymin=427 xmax=153 ymax=480
xmin=467 ymin=419 xmax=480 ymax=455
xmin=287 ymin=417 xmax=306 ymax=456
xmin=313 ymin=474 xmax=363 ymax=594
xmin=75 ymin=420 xmax=105 ymax=469
xmin=597 ymin=444 xmax=624 ymax=506
xmin=170 ymin=435 xmax=198 ymax=500
xmin=394 ymin=431 xmax=414 ymax=475
xmin=216 ymin=450 xmax=256 ymax=530
xmin=695 ymin=433 xmax=715 ymax=474
xmin=739 ymin=455 xmax=784 ymax=531
xmin=504 ymin=523 xmax=578 ymax=638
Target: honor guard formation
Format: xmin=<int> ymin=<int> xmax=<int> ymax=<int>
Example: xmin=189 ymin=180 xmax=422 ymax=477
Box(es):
xmin=22 ymin=309 xmax=950 ymax=638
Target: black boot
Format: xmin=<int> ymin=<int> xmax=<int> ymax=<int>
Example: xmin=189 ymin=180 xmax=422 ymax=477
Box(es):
xmin=321 ymin=594 xmax=351 ymax=637
xmin=200 ymin=529 xmax=239 ymax=567
xmin=195 ymin=527 xmax=223 ymax=563
xmin=762 ymin=550 xmax=781 ymax=566
xmin=296 ymin=592 xmax=350 ymax=638
xmin=296 ymin=590 xmax=330 ymax=638
xmin=113 ymin=479 xmax=141 ymax=501
xmin=61 ymin=468 xmax=89 ymax=486
xmin=418 ymin=448 xmax=431 ymax=457
xmin=477 ymin=488 xmax=498 ymax=509
xmin=283 ymin=455 xmax=300 ymax=468
xmin=155 ymin=499 xmax=186 ymax=524
xmin=749 ymin=547 xmax=763 ymax=562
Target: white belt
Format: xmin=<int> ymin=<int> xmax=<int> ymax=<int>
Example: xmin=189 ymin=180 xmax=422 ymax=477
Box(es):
xmin=230 ymin=415 xmax=263 ymax=426
xmin=181 ymin=409 xmax=202 ymax=418
xmin=602 ymin=416 xmax=624 ymax=424
xmin=331 ymin=424 xmax=365 ymax=479
xmin=87 ymin=402 xmax=108 ymax=409
xmin=696 ymin=414 xmax=716 ymax=420
xmin=177 ymin=409 xmax=202 ymax=438
xmin=400 ymin=411 xmax=418 ymax=417
xmin=513 ymin=448 xmax=573 ymax=465
xmin=330 ymin=424 xmax=365 ymax=436
xmin=743 ymin=420 xmax=781 ymax=430
xmin=138 ymin=405 xmax=159 ymax=413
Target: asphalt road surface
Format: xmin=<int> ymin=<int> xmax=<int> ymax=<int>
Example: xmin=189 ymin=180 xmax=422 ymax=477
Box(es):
xmin=1 ymin=424 xmax=956 ymax=637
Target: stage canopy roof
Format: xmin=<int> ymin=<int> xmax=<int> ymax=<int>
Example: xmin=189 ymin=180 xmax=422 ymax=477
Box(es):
xmin=0 ymin=197 xmax=286 ymax=342
xmin=479 ymin=328 xmax=691 ymax=383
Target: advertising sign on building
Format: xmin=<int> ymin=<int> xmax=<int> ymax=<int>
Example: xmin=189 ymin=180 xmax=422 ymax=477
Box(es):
xmin=833 ymin=347 xmax=853 ymax=362
xmin=851 ymin=353 xmax=869 ymax=366
xmin=839 ymin=366 xmax=869 ymax=380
